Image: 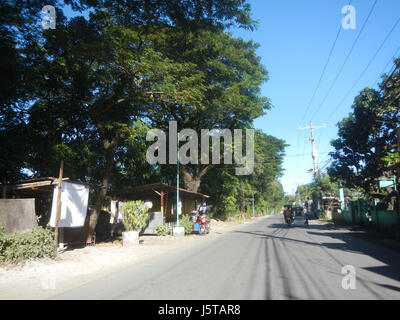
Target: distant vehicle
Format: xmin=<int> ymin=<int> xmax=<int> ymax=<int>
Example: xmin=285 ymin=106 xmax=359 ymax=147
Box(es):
xmin=190 ymin=209 xmax=211 ymax=235
xmin=293 ymin=205 xmax=303 ymax=217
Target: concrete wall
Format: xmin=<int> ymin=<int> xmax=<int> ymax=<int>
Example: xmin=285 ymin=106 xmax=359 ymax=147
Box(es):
xmin=142 ymin=211 xmax=164 ymax=235
xmin=0 ymin=199 xmax=37 ymax=234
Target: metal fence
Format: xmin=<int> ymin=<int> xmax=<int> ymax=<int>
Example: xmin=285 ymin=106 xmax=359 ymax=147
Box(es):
xmin=340 ymin=199 xmax=400 ymax=236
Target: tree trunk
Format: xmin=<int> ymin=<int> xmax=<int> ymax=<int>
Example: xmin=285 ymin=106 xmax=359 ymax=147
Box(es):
xmin=86 ymin=137 xmax=118 ymax=244
xmin=180 ymin=165 xmax=211 ymax=193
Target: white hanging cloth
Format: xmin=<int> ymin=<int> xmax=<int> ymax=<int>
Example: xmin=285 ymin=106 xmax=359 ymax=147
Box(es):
xmin=49 ymin=181 xmax=89 ymax=227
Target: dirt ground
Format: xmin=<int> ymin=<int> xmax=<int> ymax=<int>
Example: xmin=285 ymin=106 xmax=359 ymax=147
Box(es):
xmin=0 ymin=216 xmax=266 ymax=299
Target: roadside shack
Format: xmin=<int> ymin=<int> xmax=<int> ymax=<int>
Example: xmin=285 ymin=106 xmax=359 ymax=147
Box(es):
xmin=1 ymin=177 xmax=92 ymax=246
xmin=111 ymin=182 xmax=210 ymax=234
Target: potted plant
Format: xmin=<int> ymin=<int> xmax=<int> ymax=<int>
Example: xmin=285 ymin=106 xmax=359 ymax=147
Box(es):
xmin=121 ymin=200 xmax=149 ymax=246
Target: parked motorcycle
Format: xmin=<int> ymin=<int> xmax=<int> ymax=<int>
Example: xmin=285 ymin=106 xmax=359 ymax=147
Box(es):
xmin=191 ymin=210 xmax=211 ymax=235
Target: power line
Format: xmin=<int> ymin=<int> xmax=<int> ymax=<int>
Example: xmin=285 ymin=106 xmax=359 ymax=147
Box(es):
xmin=286 ymin=152 xmax=329 ymax=157
xmin=318 ymin=153 xmax=331 ymax=165
xmin=372 ymin=44 xmax=400 ymax=88
xmin=300 ymin=0 xmax=350 ymax=123
xmin=310 ymin=0 xmax=378 ymax=121
xmin=298 ymin=0 xmax=352 ymax=172
xmin=319 ymin=158 xmax=333 ymax=172
xmin=316 ymin=59 xmax=399 ymax=163
xmin=327 ymin=15 xmax=400 ymax=120
xmin=377 ymin=60 xmax=399 ymax=94
xmin=313 ymin=1 xmax=381 ymax=152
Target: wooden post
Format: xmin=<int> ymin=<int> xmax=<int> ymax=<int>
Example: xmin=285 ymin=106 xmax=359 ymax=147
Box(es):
xmin=2 ymin=185 xmax=6 ymax=199
xmin=160 ymin=190 xmax=164 ymax=215
xmin=164 ymin=191 xmax=168 ymax=224
xmin=54 ymin=160 xmax=64 ymax=249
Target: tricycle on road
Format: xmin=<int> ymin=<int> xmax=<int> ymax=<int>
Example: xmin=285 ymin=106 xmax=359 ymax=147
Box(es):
xmin=283 ymin=204 xmax=294 ymax=226
xmin=190 ymin=205 xmax=211 ymax=235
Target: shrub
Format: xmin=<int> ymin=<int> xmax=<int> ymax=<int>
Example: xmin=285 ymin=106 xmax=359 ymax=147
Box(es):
xmin=178 ymin=215 xmax=193 ymax=235
xmin=156 ymin=224 xmax=172 ymax=236
xmin=0 ymin=226 xmax=56 ymax=264
xmin=122 ymin=200 xmax=149 ymax=231
xmin=0 ymin=220 xmax=4 ymax=236
xmin=317 ymin=209 xmax=326 ymax=220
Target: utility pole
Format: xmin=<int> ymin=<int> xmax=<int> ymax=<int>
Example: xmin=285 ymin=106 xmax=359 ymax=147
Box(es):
xmin=299 ymin=121 xmax=325 ymax=179
xmin=296 ymin=183 xmax=300 ymax=204
xmin=176 ymin=132 xmax=180 ymax=227
xmin=54 ymin=160 xmax=64 ymax=249
xmin=252 ymin=192 xmax=255 ymax=218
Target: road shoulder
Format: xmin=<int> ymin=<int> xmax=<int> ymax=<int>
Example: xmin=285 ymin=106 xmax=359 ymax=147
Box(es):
xmin=0 ymin=215 xmax=273 ymax=299
xmin=313 ymin=219 xmax=400 ymax=251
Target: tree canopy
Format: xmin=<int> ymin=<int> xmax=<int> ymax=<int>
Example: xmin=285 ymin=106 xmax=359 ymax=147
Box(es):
xmin=1 ymin=1 xmax=287 ymax=229
xmin=328 ymin=59 xmax=400 ymax=195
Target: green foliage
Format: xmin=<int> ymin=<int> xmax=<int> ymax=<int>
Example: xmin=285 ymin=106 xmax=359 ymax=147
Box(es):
xmin=156 ymin=224 xmax=172 ymax=237
xmin=1 ymin=1 xmax=282 ymax=231
xmin=202 ymin=130 xmax=286 ymax=220
xmin=0 ymin=226 xmax=56 ymax=264
xmin=297 ymin=173 xmax=362 ymax=203
xmin=298 ymin=174 xmax=339 ymax=199
xmin=219 ymin=196 xmax=240 ymax=220
xmin=122 ymin=201 xmax=149 ymax=231
xmin=317 ymin=209 xmax=327 ymax=220
xmin=11 ymin=0 xmax=263 ymax=188
xmin=328 ymin=59 xmax=400 ymax=194
xmin=178 ymin=215 xmax=193 ymax=235
xmin=0 ymin=220 xmax=4 ymax=236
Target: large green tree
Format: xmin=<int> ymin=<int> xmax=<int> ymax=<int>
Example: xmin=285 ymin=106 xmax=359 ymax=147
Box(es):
xmin=0 ymin=0 xmax=94 ymax=183
xmin=328 ymin=59 xmax=400 ymax=194
xmin=7 ymin=1 xmax=262 ymax=237
xmin=144 ymin=27 xmax=270 ymax=192
xmin=201 ymin=130 xmax=286 ymax=219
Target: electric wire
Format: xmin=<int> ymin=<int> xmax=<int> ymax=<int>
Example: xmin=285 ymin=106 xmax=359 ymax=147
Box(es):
xmin=372 ymin=44 xmax=400 ymax=88
xmin=309 ymin=0 xmax=379 ymax=121
xmin=299 ymin=0 xmax=349 ymax=123
xmin=326 ymin=15 xmax=400 ymax=121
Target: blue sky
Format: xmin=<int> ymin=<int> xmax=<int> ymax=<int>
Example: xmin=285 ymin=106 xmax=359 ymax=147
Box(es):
xmin=230 ymin=0 xmax=400 ymax=194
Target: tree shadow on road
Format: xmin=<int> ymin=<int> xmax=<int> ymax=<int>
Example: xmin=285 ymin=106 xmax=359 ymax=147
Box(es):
xmin=232 ymin=221 xmax=400 ymax=290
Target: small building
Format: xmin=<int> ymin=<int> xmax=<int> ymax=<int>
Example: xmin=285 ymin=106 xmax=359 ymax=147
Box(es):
xmin=1 ymin=177 xmax=92 ymax=245
xmin=110 ymin=182 xmax=210 ymax=234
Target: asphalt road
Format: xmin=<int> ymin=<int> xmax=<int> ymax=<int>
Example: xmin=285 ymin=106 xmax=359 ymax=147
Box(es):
xmin=51 ymin=215 xmax=400 ymax=300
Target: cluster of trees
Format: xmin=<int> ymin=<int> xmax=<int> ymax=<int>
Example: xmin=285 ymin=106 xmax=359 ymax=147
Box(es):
xmin=296 ymin=173 xmax=363 ymax=203
xmin=1 ymin=1 xmax=286 ymax=230
xmin=201 ymin=130 xmax=286 ymax=219
xmin=296 ymin=60 xmax=399 ymax=206
xmin=328 ymin=59 xmax=400 ymax=197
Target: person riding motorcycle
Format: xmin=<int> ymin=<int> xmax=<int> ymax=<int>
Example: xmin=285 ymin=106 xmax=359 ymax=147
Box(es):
xmin=283 ymin=204 xmax=294 ymax=224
